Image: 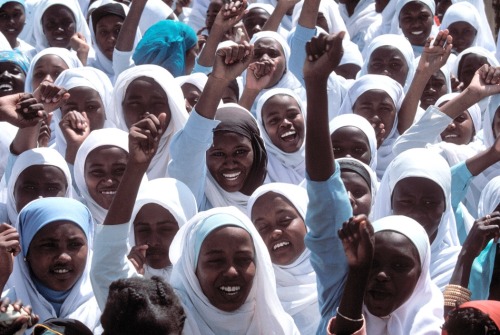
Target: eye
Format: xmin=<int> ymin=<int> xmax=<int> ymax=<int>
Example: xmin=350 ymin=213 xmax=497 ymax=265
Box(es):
xmin=235 ymin=256 xmax=254 ymax=267
xmin=113 ymin=166 xmax=126 ymax=176
xmin=22 ymin=184 xmax=36 ymax=191
xmin=69 ymin=240 xmax=85 ymax=249
xmin=89 ymin=169 xmax=104 ymax=178
xmin=47 ymin=185 xmax=62 ymax=192
xmin=235 ymin=148 xmax=249 ymax=156
xmin=267 ymin=117 xmax=280 ymax=126
xmin=210 ymin=151 xmax=225 ymax=158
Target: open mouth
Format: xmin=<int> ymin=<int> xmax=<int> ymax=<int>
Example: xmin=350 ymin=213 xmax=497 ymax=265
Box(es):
xmin=219 ymin=285 xmax=241 ymax=296
xmin=273 ymin=241 xmax=290 ymax=251
xmin=0 ymin=83 xmax=13 ymax=91
xmin=280 ymin=130 xmax=296 ymax=141
xmin=411 ymin=30 xmax=424 ymax=35
xmin=99 ymin=189 xmax=117 ymax=196
xmin=222 ymin=171 xmax=241 ymax=181
xmin=52 ymin=267 xmax=72 ymax=275
xmin=443 ymin=134 xmax=458 ymax=139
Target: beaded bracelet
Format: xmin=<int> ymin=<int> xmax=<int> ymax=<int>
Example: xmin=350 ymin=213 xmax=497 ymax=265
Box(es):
xmin=336 ymin=307 xmax=364 ymax=323
xmin=443 ymin=284 xmax=471 ymax=307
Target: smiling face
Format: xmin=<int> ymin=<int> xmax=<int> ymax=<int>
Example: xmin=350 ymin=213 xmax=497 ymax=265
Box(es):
xmin=41 ymin=5 xmax=76 ymax=49
xmin=27 ymin=220 xmax=87 ymax=291
xmin=252 ymin=37 xmax=286 ymax=88
xmin=134 ymin=203 xmax=179 ymax=269
xmin=399 ymin=1 xmax=434 ymax=46
xmin=392 ymin=177 xmax=445 ymax=243
xmin=84 ymin=146 xmax=128 ymax=209
xmin=262 ymin=94 xmax=304 ymax=153
xmin=0 ymin=2 xmax=25 ymax=47
xmin=95 ymin=14 xmax=123 ymax=61
xmin=14 ymin=165 xmax=67 ymax=212
xmin=420 ymin=70 xmax=447 ymax=110
xmin=0 ymin=61 xmax=25 ymax=97
xmin=206 ymin=131 xmax=254 ymax=194
xmin=61 ymin=87 xmax=106 ymax=131
xmin=364 ymin=231 xmax=421 ymax=317
xmin=448 ymin=21 xmax=477 ymax=54
xmin=196 ymin=226 xmax=256 ymax=312
xmin=331 ymin=126 xmax=371 ymax=165
xmin=31 ymin=54 xmax=69 ymax=91
xmin=367 ymin=46 xmax=409 ymax=87
xmin=122 ymin=77 xmax=171 ymax=130
xmin=353 ymin=90 xmax=397 ymax=148
xmin=440 ymin=111 xmax=475 ymax=145
xmin=251 ymin=192 xmax=306 ymax=266
xmin=341 ymin=170 xmax=372 ymax=216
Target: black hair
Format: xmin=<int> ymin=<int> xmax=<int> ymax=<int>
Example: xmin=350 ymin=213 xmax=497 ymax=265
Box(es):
xmin=101 ymin=276 xmax=186 ymax=335
xmin=443 ymin=307 xmax=500 ymax=335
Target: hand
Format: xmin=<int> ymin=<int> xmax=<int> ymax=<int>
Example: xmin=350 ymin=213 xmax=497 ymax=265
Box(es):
xmin=461 ymin=212 xmax=500 ymax=261
xmin=59 ymin=111 xmax=90 ymax=164
xmin=212 ymin=42 xmax=253 ymax=82
xmin=246 ymin=59 xmax=276 ymax=91
xmin=128 ymin=113 xmax=167 ymax=166
xmin=303 ymin=31 xmax=345 ymax=82
xmin=418 ymin=30 xmax=453 ymax=76
xmin=37 ymin=114 xmax=52 ymax=148
xmin=69 ymin=32 xmax=89 ymax=53
xmin=225 ymin=21 xmax=249 ymax=43
xmin=467 ymin=64 xmax=500 ymax=100
xmin=175 ymin=0 xmax=191 ymax=15
xmin=33 ymin=81 xmax=69 ymax=114
xmin=127 ymin=245 xmax=148 ymax=275
xmin=0 ymin=224 xmax=20 ymax=284
xmin=213 ymin=0 xmax=248 ymax=34
xmin=0 ymin=299 xmax=38 ymax=335
xmin=0 ymin=93 xmax=48 ymax=128
xmin=338 ymin=215 xmax=374 ymax=270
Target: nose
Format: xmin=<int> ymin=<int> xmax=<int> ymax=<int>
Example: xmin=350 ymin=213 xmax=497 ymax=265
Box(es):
xmin=0 ymin=70 xmax=10 ymax=77
xmin=57 ymin=251 xmax=72 ymax=262
xmin=375 ymin=270 xmax=390 ymax=282
xmin=270 ymin=228 xmax=282 ymax=240
xmin=281 ymin=118 xmax=292 ymax=128
xmin=347 ymin=191 xmax=355 ymax=207
xmin=43 ymin=74 xmax=54 ymax=83
xmin=184 ymin=99 xmax=192 ymax=113
xmin=224 ymin=264 xmax=239 ymax=278
xmin=446 ymin=122 xmax=456 ymax=130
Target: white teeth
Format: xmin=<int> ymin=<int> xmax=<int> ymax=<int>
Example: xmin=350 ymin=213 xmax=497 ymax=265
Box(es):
xmin=7 ymin=29 xmax=14 ymax=32
xmin=273 ymin=241 xmax=290 ymax=250
xmin=0 ymin=84 xmax=12 ymax=91
xmin=219 ymin=286 xmax=241 ymax=295
xmin=445 ymin=134 xmax=457 ymax=138
xmin=281 ymin=130 xmax=296 ymax=138
xmin=53 ymin=269 xmax=69 ymax=274
xmin=223 ymin=172 xmax=241 ymax=180
xmin=411 ymin=31 xmax=423 ymax=35
xmin=101 ymin=190 xmax=116 ymax=195
xmin=55 ymin=37 xmax=64 ymax=40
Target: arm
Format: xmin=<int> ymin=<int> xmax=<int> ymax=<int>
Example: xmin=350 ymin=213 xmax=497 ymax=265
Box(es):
xmin=262 ymin=0 xmax=300 ymax=32
xmin=398 ymin=30 xmax=452 ymax=134
xmin=115 ymin=0 xmax=147 ymax=52
xmin=0 ymin=224 xmax=20 ymax=293
xmin=59 ymin=111 xmax=90 ymax=164
xmin=70 ymin=32 xmax=90 ymax=66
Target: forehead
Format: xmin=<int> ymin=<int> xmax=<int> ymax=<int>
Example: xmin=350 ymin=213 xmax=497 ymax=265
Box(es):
xmin=32 ymin=220 xmax=86 ymax=241
xmin=0 ymin=2 xmax=24 ymax=12
xmin=96 ymin=14 xmax=123 ymax=27
xmin=448 ymin=21 xmax=476 ymax=31
xmin=0 ymin=61 xmax=24 ymax=73
xmin=85 ymin=145 xmax=128 ymax=165
xmin=125 ymin=77 xmax=166 ymax=96
xmin=252 ymin=191 xmax=298 ymax=214
xmin=212 ymin=131 xmax=252 ymax=147
xmin=370 ymin=46 xmax=406 ymax=60
xmin=332 ymin=125 xmax=369 ymax=143
xmin=202 ymin=225 xmax=253 ymax=248
xmin=35 ymin=54 xmax=68 ymax=69
xmin=262 ymin=94 xmax=300 ymax=111
xmin=374 ymin=230 xmax=420 ymax=264
xmin=356 ymin=89 xmax=394 ymax=104
xmin=67 ymin=86 xmax=101 ymax=100
xmin=18 ymin=164 xmax=66 ymax=182
xmin=254 ymin=37 xmax=284 ymax=52
xmin=400 ymin=1 xmax=433 ymax=14
xmin=43 ymin=4 xmax=75 ymax=19
xmin=340 ymin=170 xmax=371 ymax=188
xmin=245 ymin=8 xmax=270 ymax=19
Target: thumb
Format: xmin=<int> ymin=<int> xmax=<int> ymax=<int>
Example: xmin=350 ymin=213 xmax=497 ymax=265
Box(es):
xmin=158 ymin=112 xmax=167 ymax=134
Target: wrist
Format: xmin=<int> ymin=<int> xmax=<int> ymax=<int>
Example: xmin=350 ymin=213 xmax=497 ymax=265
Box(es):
xmin=305 ymin=76 xmax=328 ymax=87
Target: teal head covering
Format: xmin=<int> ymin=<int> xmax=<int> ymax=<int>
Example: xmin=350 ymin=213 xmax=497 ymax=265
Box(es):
xmin=0 ymin=49 xmax=29 ymax=74
xmin=0 ymin=0 xmax=24 ymax=8
xmin=132 ymin=20 xmax=197 ymax=77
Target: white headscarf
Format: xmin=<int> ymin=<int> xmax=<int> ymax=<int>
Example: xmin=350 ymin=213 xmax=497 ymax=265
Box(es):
xmin=6 ymin=148 xmax=73 ymax=226
xmin=291 ymin=0 xmax=348 ymax=35
xmin=245 ymin=31 xmax=306 ymax=117
xmin=73 ymin=128 xmax=131 ymax=225
xmin=338 ymin=74 xmax=405 ymax=179
xmin=247 ymin=183 xmax=320 ymax=335
xmin=108 ymin=64 xmax=188 ymax=179
xmin=174 ymin=72 xmax=208 ymax=93
xmin=52 ymin=67 xmax=115 ymax=158
xmin=32 ymin=0 xmax=91 ymax=52
xmin=9 ymin=197 xmax=100 ymax=332
xmin=452 ymin=46 xmax=500 ymax=77
xmin=128 ymin=178 xmax=198 ymax=282
xmin=255 ymin=88 xmax=305 ymax=185
xmin=169 ymin=206 xmax=300 ymax=335
xmin=364 ymin=0 xmax=399 ymax=41
xmin=338 ymin=0 xmax=378 ymax=50
xmin=435 ymin=92 xmax=481 ymax=136
xmin=139 ymin=0 xmax=174 ymax=34
xmin=364 ymin=215 xmax=444 ymax=335
xmin=440 ymin=2 xmax=495 ymax=53
xmin=329 ymin=114 xmax=378 ymax=172
xmin=372 ymin=148 xmax=461 ymax=290
xmin=24 ymin=47 xmax=83 ymax=92
xmin=359 ymin=33 xmax=415 ymax=93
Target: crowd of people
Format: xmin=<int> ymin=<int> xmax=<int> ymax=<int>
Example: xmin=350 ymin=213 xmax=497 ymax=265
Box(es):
xmin=0 ymin=0 xmax=498 ymax=333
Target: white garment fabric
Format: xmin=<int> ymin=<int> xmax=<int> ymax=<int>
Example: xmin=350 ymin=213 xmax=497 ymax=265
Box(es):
xmin=291 ymin=0 xmax=348 ymax=35
xmin=245 ymin=31 xmax=306 ymax=117
xmin=247 ymin=183 xmax=319 ymax=335
xmin=440 ymin=2 xmax=495 ymax=53
xmin=451 ymin=46 xmax=500 ymax=77
xmin=478 ymin=176 xmax=500 ymax=217
xmin=108 ymin=64 xmax=188 ymax=179
xmin=24 ymin=47 xmax=83 ymax=92
xmin=0 ymin=31 xmax=11 ymax=51
xmin=73 ymin=128 xmax=130 ymax=225
xmin=32 ymin=0 xmax=91 ymax=52
xmin=7 ymin=198 xmax=100 ymax=333
xmin=364 ymin=0 xmax=398 ymax=43
xmin=372 ymin=148 xmax=461 ymax=290
xmin=169 ymin=206 xmax=300 ymax=335
xmin=128 ymin=178 xmax=198 ymax=282
xmin=338 ymin=74 xmax=405 ymax=179
xmin=338 ymin=0 xmax=378 ymax=51
xmin=364 ymin=215 xmax=444 ymax=335
xmin=52 ymin=66 xmax=115 ymax=158
xmin=255 ymin=88 xmax=305 ymax=185
xmin=358 ymin=33 xmax=415 ymax=93
xmin=329 ymin=113 xmax=378 ymax=172
xmin=174 ymin=72 xmax=208 ymax=93
xmin=6 ymin=148 xmax=73 ymax=225
xmin=139 ymin=0 xmax=175 ymax=34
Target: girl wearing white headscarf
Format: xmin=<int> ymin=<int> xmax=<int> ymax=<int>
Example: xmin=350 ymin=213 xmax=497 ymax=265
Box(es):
xmin=372 ymin=148 xmax=461 ymax=290
xmin=358 ymin=34 xmax=415 ymax=93
xmin=337 ymin=74 xmax=405 ymax=179
xmin=338 ymin=0 xmax=378 ymax=51
xmin=4 ymin=197 xmax=100 ymax=333
xmin=108 ymin=64 xmax=188 ymax=179
xmin=247 ymin=183 xmax=320 ymax=335
xmin=169 ymin=206 xmax=300 ymax=335
xmin=128 ymin=178 xmax=198 ymax=282
xmin=32 ymin=0 xmax=91 ymax=52
xmin=255 ymin=88 xmax=306 ymax=185
xmin=245 ymin=31 xmax=306 ymax=117
xmin=452 ymin=46 xmax=500 ymax=81
xmin=5 ymin=148 xmax=73 ymax=226
xmin=329 ymin=114 xmax=378 ymax=172
xmin=73 ymin=128 xmax=131 ymax=225
xmin=52 ymin=67 xmax=114 ymax=158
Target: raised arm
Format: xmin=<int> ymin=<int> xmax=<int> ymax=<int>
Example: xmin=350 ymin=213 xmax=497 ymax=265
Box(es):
xmin=115 ymin=0 xmax=147 ymax=52
xmin=262 ymin=0 xmax=300 ymax=32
